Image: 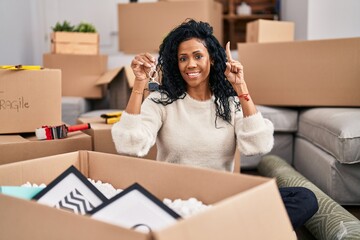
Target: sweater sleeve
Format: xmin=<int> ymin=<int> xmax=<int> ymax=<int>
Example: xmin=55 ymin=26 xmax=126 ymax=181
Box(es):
xmin=235 ymin=111 xmax=274 ymax=156
xmin=111 ymin=93 xmax=164 ymax=157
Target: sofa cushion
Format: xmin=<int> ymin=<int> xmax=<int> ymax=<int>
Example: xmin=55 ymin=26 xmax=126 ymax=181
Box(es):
xmin=257 ymin=105 xmax=298 ymax=132
xmin=294 ymin=137 xmax=360 ymax=205
xmin=297 ymin=108 xmax=360 ymax=164
xmin=241 ymin=133 xmax=293 ymax=169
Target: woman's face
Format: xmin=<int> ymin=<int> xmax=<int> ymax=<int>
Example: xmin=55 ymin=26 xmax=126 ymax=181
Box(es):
xmin=177 ymin=38 xmax=211 ymax=90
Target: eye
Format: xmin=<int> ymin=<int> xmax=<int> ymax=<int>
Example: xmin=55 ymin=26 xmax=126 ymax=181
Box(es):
xmin=179 ymin=56 xmax=187 ymax=62
xmin=195 ymin=54 xmax=203 ymax=60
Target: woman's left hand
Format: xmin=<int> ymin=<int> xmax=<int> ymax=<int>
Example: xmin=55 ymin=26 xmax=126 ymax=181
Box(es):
xmin=224 ymin=42 xmax=245 ymax=85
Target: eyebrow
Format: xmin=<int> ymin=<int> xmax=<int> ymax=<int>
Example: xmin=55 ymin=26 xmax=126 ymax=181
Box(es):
xmin=178 ymin=50 xmax=202 ymax=56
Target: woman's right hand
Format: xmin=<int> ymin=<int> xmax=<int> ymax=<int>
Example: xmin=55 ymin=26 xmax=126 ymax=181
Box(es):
xmin=131 ymin=53 xmax=156 ymax=81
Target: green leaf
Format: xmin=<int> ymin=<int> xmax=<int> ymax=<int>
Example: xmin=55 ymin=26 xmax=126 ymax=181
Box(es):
xmin=52 ymin=21 xmax=75 ymax=32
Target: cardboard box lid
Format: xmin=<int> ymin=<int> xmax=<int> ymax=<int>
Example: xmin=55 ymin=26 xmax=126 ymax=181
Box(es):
xmin=0 ymin=151 xmax=294 ymax=239
xmin=95 ymin=66 xmax=135 ymax=87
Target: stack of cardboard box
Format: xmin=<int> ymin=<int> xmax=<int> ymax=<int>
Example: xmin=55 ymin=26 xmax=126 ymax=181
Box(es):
xmin=43 ymin=28 xmax=135 ymax=109
xmin=240 ymin=19 xmax=360 ymax=106
xmin=0 ymin=67 xmax=92 ymax=165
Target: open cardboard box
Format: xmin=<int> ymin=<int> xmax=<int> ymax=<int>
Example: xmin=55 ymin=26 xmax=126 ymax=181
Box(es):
xmin=237 ymin=37 xmax=360 ymax=106
xmin=0 ymin=131 xmax=92 ymax=165
xmin=0 ymin=68 xmax=62 ymax=134
xmin=43 ymin=54 xmax=134 ymax=103
xmin=0 ymin=151 xmax=294 ymax=239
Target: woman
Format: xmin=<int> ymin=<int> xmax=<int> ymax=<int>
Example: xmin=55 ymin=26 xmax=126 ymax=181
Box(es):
xmin=112 ymin=19 xmax=317 ymax=229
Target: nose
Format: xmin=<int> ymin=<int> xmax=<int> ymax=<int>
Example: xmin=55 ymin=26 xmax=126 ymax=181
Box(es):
xmin=187 ymin=57 xmax=197 ymax=68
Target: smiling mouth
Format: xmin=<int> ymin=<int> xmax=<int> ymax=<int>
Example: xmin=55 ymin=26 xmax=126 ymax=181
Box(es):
xmin=187 ymin=72 xmax=200 ymax=78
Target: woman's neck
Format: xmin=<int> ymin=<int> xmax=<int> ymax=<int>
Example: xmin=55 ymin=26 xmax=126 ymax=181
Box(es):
xmin=186 ymin=88 xmax=212 ymax=101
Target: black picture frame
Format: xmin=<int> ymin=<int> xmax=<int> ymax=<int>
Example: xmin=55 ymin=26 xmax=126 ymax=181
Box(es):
xmin=90 ymin=182 xmax=181 ymax=232
xmin=33 ymin=165 xmax=108 ymax=215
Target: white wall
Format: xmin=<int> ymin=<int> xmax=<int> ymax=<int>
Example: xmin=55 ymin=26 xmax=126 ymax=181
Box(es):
xmin=1 ymin=0 xmax=359 ymax=65
xmin=281 ymin=0 xmax=360 ymax=40
xmin=0 ymin=0 xmax=36 ymax=65
xmin=307 ymin=0 xmax=360 ymax=40
xmin=280 ymin=0 xmax=309 ymax=40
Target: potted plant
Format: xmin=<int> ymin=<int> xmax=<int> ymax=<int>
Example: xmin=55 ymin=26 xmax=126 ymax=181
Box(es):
xmin=51 ymin=21 xmax=99 ymax=55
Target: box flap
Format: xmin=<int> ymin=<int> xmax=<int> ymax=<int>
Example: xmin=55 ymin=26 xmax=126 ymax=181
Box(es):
xmin=0 ymin=152 xmax=81 ymax=186
xmin=95 ymin=67 xmax=123 ymax=86
xmin=0 ymin=194 xmax=149 ymax=240
xmin=155 ymin=180 xmax=295 ymax=240
xmin=95 ymin=66 xmax=135 ymax=87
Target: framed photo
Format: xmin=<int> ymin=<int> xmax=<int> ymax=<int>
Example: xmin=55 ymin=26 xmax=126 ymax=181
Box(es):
xmin=90 ymin=183 xmax=181 ymax=232
xmin=33 ymin=165 xmax=108 ymax=215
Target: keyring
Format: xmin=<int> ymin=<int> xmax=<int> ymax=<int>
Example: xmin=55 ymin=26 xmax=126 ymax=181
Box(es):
xmin=148 ymin=67 xmax=158 ymax=81
xmin=147 ymin=66 xmax=160 ymax=91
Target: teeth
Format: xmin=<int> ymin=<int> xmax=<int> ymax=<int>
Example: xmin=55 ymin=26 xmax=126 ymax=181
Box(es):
xmin=188 ymin=73 xmax=200 ymax=77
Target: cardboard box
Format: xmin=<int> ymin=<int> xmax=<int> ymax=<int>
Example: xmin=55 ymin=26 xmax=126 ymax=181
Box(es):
xmin=51 ymin=32 xmax=99 ymax=55
xmin=43 ymin=54 xmax=107 ymax=98
xmin=43 ymin=54 xmax=134 ymax=102
xmin=237 ymin=37 xmax=360 ymax=106
xmin=246 ymin=19 xmax=295 ymax=43
xmin=118 ymin=1 xmax=223 ymax=53
xmin=0 ymin=131 xmax=92 ymax=165
xmin=0 ymin=151 xmax=294 ymax=239
xmin=77 ymin=116 xmax=157 ymax=160
xmin=0 ymin=69 xmax=62 ymax=134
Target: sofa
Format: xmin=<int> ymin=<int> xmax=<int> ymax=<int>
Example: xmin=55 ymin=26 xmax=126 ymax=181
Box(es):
xmin=242 ymin=106 xmax=360 ymax=206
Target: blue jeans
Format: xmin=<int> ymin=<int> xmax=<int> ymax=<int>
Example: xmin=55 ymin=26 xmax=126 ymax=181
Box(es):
xmin=279 ymin=187 xmax=319 ymax=229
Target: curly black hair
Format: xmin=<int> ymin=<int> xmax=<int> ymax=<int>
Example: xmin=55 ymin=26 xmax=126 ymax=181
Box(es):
xmin=153 ymin=18 xmax=239 ymax=124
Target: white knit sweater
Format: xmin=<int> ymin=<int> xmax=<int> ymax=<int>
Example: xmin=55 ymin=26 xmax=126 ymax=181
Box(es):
xmin=111 ymin=92 xmax=274 ymax=172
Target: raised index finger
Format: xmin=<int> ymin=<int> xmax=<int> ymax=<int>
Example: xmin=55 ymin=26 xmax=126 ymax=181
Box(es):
xmin=225 ymin=41 xmax=233 ymax=62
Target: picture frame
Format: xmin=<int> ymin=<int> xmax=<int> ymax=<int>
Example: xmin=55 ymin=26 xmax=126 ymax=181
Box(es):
xmin=90 ymin=183 xmax=181 ymax=232
xmin=33 ymin=165 xmax=108 ymax=215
